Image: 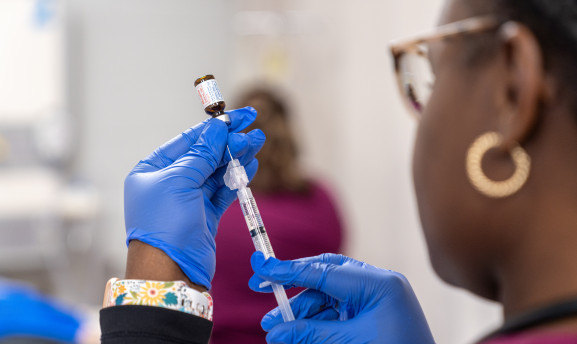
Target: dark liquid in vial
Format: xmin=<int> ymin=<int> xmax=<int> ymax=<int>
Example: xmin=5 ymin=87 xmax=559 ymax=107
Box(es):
xmin=204 ymin=101 xmax=226 ymax=116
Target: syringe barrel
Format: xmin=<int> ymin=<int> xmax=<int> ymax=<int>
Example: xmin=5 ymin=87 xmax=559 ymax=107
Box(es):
xmin=236 ymin=186 xmax=253 ymax=204
xmin=237 ymin=187 xmax=276 ymax=258
xmin=236 ymin=185 xmax=295 ymax=322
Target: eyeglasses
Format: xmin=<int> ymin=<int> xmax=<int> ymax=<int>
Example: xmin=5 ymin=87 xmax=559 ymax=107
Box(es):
xmin=390 ymin=16 xmax=501 ymax=119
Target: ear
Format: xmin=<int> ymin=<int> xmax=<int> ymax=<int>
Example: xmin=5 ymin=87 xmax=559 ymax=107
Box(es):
xmin=496 ymin=22 xmax=546 ymax=150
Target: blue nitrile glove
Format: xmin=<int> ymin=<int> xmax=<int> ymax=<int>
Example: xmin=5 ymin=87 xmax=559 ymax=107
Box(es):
xmin=0 ymin=279 xmax=81 ymax=342
xmin=125 ymin=107 xmax=265 ymax=290
xmin=249 ymin=252 xmax=435 ymax=344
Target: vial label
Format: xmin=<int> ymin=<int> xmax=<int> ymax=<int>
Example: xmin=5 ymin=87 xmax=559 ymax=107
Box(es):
xmin=196 ymin=79 xmax=224 ymax=108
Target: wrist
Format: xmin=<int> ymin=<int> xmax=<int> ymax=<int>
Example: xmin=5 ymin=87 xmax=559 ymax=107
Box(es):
xmin=125 ymin=240 xmax=207 ymax=292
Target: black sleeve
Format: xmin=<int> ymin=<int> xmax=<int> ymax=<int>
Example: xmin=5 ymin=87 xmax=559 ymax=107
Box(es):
xmin=100 ymin=306 xmax=213 ymax=344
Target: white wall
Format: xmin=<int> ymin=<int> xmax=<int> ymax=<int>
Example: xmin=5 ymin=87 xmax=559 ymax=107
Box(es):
xmin=68 ymin=0 xmax=236 ymax=278
xmin=68 ymin=0 xmax=502 ymax=342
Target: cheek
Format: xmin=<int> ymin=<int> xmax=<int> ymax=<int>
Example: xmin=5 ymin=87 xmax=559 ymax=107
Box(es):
xmin=413 ymin=112 xmax=463 ymax=279
xmin=412 ymin=71 xmax=488 ymax=285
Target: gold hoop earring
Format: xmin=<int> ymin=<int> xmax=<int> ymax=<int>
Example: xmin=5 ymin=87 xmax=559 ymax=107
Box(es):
xmin=466 ymin=132 xmax=531 ymax=198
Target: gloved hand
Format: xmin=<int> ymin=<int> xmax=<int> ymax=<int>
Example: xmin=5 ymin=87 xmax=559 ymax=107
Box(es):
xmin=249 ymin=252 xmax=435 ymax=344
xmin=0 ymin=279 xmax=81 ymax=342
xmin=125 ymin=107 xmax=265 ymax=290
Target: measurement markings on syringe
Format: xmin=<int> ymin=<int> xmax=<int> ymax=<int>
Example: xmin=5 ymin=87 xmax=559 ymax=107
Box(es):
xmin=240 ymin=199 xmax=264 ymax=231
xmin=249 ymin=227 xmax=267 ymax=238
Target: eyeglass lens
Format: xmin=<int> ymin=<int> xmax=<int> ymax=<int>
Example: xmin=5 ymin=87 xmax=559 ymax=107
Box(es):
xmin=398 ymin=45 xmax=435 ymax=116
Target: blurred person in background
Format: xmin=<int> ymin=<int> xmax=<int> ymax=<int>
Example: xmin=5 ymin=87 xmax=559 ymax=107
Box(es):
xmin=210 ymin=88 xmax=344 ymax=343
xmin=99 ymin=0 xmax=577 ymax=343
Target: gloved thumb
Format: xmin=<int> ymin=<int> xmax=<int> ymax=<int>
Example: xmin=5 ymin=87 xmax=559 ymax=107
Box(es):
xmin=168 ymin=118 xmax=228 ymax=184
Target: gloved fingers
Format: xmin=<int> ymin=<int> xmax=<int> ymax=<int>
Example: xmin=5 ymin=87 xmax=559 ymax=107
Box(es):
xmin=261 ymin=289 xmax=338 ymax=331
xmin=210 ymin=158 xmax=258 ymax=207
xmin=202 ymin=130 xmax=265 ymax=203
xmin=202 ymin=130 xmax=265 ymax=199
xmin=196 ymin=130 xmax=265 ymax=199
xmin=262 ymin=308 xmax=338 ymax=334
xmin=130 ymin=107 xmax=255 ymax=173
xmin=249 ymin=252 xmax=354 ymax=291
xmin=135 ymin=120 xmax=209 ymax=172
xmin=200 ymin=165 xmax=227 ymax=199
xmin=225 ymin=133 xmax=248 ymax=163
xmin=227 ymin=106 xmax=258 ymax=132
xmin=293 ymin=253 xmax=356 ymax=267
xmin=310 ymin=307 xmax=340 ymax=321
xmin=248 ymin=275 xmax=288 ymax=293
xmin=250 ymin=251 xmax=356 ymax=302
xmin=202 ymin=129 xmax=265 ymax=198
xmin=224 ymin=129 xmax=266 ymax=166
xmin=265 ymin=319 xmax=346 ymax=344
xmin=206 ymin=159 xmax=259 ymax=236
xmin=165 ymin=119 xmax=228 ymax=185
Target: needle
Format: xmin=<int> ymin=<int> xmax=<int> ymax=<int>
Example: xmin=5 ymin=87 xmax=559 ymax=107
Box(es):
xmin=226 ymin=146 xmax=234 ymax=160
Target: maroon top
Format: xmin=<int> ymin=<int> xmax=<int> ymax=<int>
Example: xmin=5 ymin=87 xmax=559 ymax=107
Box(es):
xmin=210 ymin=182 xmax=344 ymax=344
xmin=481 ymin=333 xmax=577 ymax=344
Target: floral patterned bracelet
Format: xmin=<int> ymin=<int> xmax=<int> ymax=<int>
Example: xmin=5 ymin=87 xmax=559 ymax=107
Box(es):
xmin=103 ymin=278 xmax=213 ymax=321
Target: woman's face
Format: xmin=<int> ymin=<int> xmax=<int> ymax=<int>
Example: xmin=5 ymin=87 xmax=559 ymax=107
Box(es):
xmin=412 ymin=0 xmax=505 ymax=299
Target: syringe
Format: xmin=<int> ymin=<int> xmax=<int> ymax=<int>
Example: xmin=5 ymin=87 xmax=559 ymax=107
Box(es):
xmin=223 ymin=158 xmax=295 ymax=323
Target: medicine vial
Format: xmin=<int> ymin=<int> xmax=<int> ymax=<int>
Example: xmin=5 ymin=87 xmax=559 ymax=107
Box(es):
xmin=194 ymin=74 xmax=230 ymax=123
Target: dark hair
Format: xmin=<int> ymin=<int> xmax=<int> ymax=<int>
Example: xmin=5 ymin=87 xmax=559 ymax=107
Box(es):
xmin=467 ymin=0 xmax=577 ymax=110
xmin=236 ymin=88 xmax=309 ymax=194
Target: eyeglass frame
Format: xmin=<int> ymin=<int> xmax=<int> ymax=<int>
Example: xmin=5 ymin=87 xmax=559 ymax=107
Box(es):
xmin=389 ymin=15 xmax=502 ymax=119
